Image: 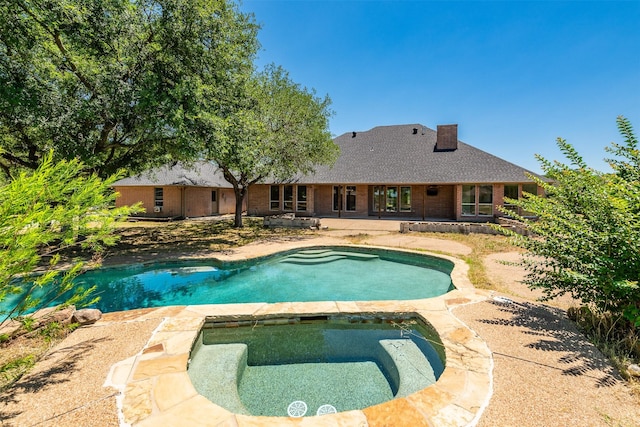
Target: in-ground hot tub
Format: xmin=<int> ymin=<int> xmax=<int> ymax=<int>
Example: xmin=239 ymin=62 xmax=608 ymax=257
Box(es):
xmin=187 ymin=313 xmax=445 ymax=418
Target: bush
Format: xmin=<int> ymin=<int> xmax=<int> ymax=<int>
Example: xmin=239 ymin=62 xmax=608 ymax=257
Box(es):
xmin=498 ymin=117 xmax=640 ymax=331
xmin=0 ymin=153 xmax=141 ymax=334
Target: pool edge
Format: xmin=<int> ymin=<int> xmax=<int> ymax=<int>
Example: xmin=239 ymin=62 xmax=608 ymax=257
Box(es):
xmin=104 ymin=247 xmax=493 ymax=427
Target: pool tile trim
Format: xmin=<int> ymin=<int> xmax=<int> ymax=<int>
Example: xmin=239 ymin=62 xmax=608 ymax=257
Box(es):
xmin=103 ymin=247 xmax=493 ymax=427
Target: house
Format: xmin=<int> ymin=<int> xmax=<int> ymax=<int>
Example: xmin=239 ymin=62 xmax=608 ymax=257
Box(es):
xmin=113 ymin=162 xmax=241 ymax=219
xmin=246 ymin=123 xmax=542 ymax=221
xmin=114 ymin=123 xmax=542 ymax=222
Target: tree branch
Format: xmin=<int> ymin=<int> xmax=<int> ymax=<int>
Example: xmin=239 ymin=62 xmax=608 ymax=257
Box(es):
xmin=15 ymin=1 xmax=95 ymax=93
xmin=52 ymin=31 xmax=95 ymax=93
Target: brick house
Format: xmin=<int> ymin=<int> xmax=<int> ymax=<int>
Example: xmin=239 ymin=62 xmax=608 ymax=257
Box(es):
xmin=113 ymin=162 xmax=241 ymax=219
xmin=247 ymin=123 xmax=542 ymax=221
xmin=115 ymin=123 xmax=542 ymax=221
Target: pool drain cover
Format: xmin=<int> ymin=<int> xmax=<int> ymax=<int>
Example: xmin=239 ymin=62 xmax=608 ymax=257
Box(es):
xmin=316 ymin=404 xmax=337 ymax=415
xmin=287 ymin=400 xmax=307 ymax=417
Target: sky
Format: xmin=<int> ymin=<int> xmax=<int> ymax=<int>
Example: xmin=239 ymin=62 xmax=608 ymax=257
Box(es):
xmin=239 ymin=0 xmax=640 ymax=174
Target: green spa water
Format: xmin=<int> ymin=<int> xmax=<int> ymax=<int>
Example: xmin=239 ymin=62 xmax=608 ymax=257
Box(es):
xmin=188 ymin=315 xmax=445 ymax=417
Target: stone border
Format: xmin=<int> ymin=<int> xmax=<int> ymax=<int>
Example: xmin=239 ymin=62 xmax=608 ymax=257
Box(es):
xmin=104 ymin=247 xmax=493 ymax=426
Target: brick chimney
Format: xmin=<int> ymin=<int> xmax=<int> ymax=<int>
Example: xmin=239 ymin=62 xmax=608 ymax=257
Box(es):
xmin=435 ymin=124 xmax=458 ymax=151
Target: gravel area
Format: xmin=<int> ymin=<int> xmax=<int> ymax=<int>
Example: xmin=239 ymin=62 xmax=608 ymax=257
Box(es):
xmin=454 ymin=299 xmax=640 ymax=427
xmin=0 ymin=318 xmax=161 ymax=427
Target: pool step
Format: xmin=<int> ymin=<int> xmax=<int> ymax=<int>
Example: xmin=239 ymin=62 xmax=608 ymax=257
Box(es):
xmin=280 ymin=255 xmax=348 ymax=265
xmin=188 ymin=344 xmax=250 ymax=415
xmin=279 ymin=250 xmax=379 ymax=265
xmin=379 ymin=339 xmax=436 ymax=397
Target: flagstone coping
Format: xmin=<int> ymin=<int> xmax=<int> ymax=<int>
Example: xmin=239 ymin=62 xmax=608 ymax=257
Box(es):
xmin=103 ymin=248 xmax=493 ymax=427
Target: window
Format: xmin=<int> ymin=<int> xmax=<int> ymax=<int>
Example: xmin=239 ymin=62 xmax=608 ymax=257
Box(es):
xmin=522 ymin=183 xmax=538 ymax=216
xmin=462 ymin=185 xmax=475 ymax=215
xmin=270 ymin=185 xmax=280 ymax=210
xmin=503 ymin=184 xmax=518 ymax=215
xmin=211 ymin=190 xmax=217 ymax=202
xmin=400 ymin=187 xmax=411 ymax=212
xmin=502 ymin=184 xmax=538 ymax=216
xmin=522 ymin=183 xmax=537 ymax=197
xmin=154 ymin=188 xmax=163 ymax=207
xmin=297 ymin=186 xmax=307 ymax=211
xmin=373 ymin=186 xmax=384 ymax=212
xmin=462 ymin=185 xmax=494 ymax=216
xmin=332 ymin=186 xmax=343 ymax=211
xmin=386 ymin=186 xmax=398 ymax=212
xmin=345 ymin=185 xmax=356 ymax=211
xmin=478 ymin=185 xmax=493 ymax=216
xmin=372 ymin=186 xmax=409 ymax=213
xmin=283 ymin=185 xmax=294 ymax=211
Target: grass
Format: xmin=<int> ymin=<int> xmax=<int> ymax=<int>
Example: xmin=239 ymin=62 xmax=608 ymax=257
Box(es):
xmin=109 ymin=217 xmax=316 ymax=258
xmin=425 ymin=232 xmax=521 ymax=290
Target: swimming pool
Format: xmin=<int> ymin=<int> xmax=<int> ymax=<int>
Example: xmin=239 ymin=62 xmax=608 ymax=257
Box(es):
xmin=3 ymin=246 xmax=454 ymax=314
xmin=188 ymin=314 xmax=445 ymax=417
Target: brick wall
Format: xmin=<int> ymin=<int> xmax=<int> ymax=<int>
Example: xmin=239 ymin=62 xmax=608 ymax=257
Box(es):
xmin=115 ymin=185 xmax=240 ymax=218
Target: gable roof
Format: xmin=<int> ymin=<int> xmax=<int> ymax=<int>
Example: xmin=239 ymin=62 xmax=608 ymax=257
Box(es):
xmin=298 ymin=124 xmax=542 ymax=184
xmin=113 ymin=161 xmax=232 ymax=188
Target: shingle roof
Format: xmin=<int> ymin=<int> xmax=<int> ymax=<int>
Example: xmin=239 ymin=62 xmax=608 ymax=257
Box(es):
xmin=297 ymin=124 xmax=542 ymax=184
xmin=113 ymin=161 xmax=232 ymax=188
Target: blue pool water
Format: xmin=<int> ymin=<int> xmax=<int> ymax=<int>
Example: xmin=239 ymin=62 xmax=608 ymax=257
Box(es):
xmin=3 ymin=247 xmax=453 ymax=314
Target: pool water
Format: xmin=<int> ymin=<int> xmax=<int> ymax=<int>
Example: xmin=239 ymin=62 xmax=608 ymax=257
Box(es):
xmin=2 ymin=247 xmax=453 ymax=314
xmin=188 ymin=315 xmax=445 ymax=416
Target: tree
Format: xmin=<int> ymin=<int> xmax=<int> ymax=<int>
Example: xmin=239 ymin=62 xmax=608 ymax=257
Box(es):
xmin=499 ymin=116 xmax=640 ymax=328
xmin=0 ymin=152 xmax=141 ymax=334
xmin=200 ymin=65 xmax=339 ymax=227
xmin=0 ymin=0 xmax=258 ymax=179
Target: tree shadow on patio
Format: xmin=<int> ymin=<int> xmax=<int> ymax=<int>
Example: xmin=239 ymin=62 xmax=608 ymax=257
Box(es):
xmin=478 ymin=299 xmax=621 ymax=388
xmin=0 ymin=336 xmax=111 ymax=423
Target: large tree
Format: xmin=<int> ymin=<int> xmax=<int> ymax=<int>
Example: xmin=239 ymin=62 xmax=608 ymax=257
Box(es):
xmin=499 ymin=116 xmax=640 ymax=328
xmin=0 ymin=0 xmax=258 ymax=179
xmin=200 ymin=65 xmax=339 ymax=227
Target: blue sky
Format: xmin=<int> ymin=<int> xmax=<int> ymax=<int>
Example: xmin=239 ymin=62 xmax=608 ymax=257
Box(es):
xmin=239 ymin=0 xmax=639 ymax=174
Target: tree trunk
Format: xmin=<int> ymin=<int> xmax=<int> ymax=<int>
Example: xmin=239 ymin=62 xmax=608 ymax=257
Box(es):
xmin=233 ymin=186 xmax=246 ymax=228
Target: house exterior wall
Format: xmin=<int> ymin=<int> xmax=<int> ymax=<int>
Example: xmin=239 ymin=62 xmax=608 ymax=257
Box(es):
xmin=114 ymin=186 xmax=182 ymax=218
xmin=415 ymin=185 xmax=456 ymax=219
xmin=114 ymin=186 xmax=153 ymax=213
xmin=223 ymin=182 xmax=542 ymax=221
xmin=218 ymin=188 xmax=239 ymax=214
xmin=115 ymin=185 xmax=239 ymax=218
xmin=247 ymin=184 xmax=269 ymax=216
xmin=183 ymin=187 xmax=210 ymax=217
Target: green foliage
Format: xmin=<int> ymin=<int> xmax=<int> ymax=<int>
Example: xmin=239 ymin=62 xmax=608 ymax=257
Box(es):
xmin=0 ymin=152 xmax=141 ymax=331
xmin=499 ymin=116 xmax=640 ymax=329
xmin=200 ymin=64 xmax=339 ymax=227
xmin=0 ymin=0 xmax=258 ymax=178
xmin=1 ymin=354 xmax=36 ymax=382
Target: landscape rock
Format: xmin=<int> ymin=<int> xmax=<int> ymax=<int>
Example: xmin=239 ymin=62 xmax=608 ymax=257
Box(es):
xmin=72 ymin=308 xmax=103 ymax=325
xmin=627 ymin=364 xmax=640 ymax=378
xmin=42 ymin=306 xmax=76 ymax=326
